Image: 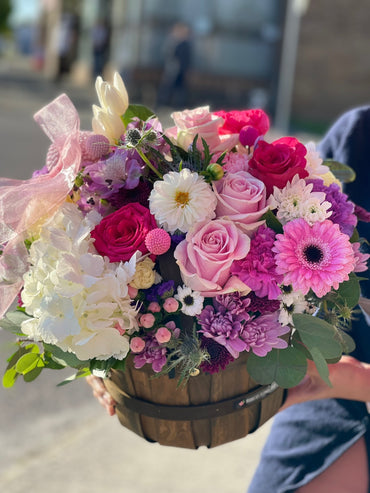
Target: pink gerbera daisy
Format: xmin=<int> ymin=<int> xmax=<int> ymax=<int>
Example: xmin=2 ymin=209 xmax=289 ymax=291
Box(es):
xmin=273 ymin=218 xmax=356 ymax=298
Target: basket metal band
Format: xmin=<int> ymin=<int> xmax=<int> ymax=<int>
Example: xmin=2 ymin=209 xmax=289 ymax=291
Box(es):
xmin=112 ymin=381 xmax=280 ymax=421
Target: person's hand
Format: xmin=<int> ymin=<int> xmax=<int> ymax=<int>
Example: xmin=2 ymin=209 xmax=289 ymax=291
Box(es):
xmin=280 ymin=355 xmax=370 ymax=412
xmin=86 ymin=374 xmax=116 ymax=416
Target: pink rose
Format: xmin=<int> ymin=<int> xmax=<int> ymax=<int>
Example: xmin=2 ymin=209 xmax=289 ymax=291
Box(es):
xmin=165 ymin=106 xmax=239 ymax=154
xmin=174 ymin=219 xmax=251 ymax=297
xmin=213 ymin=171 xmax=270 ymax=236
xmin=248 ymin=137 xmax=308 ymax=195
xmin=91 ymin=202 xmax=157 ymax=262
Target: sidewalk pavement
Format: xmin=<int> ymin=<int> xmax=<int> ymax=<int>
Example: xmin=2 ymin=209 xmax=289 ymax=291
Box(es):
xmin=0 ymin=57 xmax=273 ymax=493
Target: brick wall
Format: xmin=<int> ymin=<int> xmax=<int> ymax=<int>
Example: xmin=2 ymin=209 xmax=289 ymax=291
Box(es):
xmin=292 ymin=0 xmax=370 ymax=127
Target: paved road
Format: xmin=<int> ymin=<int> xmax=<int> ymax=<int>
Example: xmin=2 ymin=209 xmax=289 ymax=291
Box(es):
xmin=0 ymin=58 xmax=272 ymax=493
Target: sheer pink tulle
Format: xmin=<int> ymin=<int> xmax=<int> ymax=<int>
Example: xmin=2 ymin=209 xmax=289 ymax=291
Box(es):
xmin=0 ymin=94 xmax=81 ymax=318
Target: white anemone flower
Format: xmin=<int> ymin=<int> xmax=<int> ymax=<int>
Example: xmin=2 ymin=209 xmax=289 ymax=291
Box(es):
xmin=149 ymin=168 xmax=217 ymax=233
xmin=175 ymin=285 xmax=204 ymax=316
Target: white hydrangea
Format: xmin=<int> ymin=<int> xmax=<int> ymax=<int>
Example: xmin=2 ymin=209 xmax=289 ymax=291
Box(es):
xmin=21 ymin=203 xmax=139 ymax=361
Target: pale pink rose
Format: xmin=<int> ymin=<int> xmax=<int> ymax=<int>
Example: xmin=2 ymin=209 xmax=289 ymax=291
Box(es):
xmin=148 ymin=301 xmax=161 ymax=313
xmin=174 ymin=219 xmax=251 ymax=297
xmin=165 ymin=106 xmax=239 ymax=154
xmin=213 ymin=171 xmax=270 ymax=236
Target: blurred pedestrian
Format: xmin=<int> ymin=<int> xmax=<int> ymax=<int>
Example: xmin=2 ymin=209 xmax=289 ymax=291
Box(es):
xmin=92 ymin=18 xmax=110 ymax=78
xmin=157 ymin=22 xmax=192 ymax=109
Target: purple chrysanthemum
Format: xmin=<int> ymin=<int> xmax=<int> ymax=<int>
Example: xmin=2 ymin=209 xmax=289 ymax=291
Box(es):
xmin=133 ymin=334 xmax=167 ymax=373
xmin=200 ymin=337 xmax=235 ymax=374
xmin=214 ymin=292 xmax=251 ymax=319
xmin=197 ymin=305 xmax=246 ymax=358
xmin=246 ymin=292 xmax=280 ymax=314
xmin=309 ymin=179 xmax=357 ymax=237
xmin=231 ymin=225 xmax=283 ymax=300
xmin=240 ymin=312 xmax=290 ymax=357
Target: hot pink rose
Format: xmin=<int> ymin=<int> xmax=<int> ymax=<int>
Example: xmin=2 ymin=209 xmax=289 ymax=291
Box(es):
xmin=91 ymin=202 xmax=157 ymax=262
xmin=213 ymin=171 xmax=270 ymax=236
xmin=174 ymin=219 xmax=251 ymax=297
xmin=248 ymin=137 xmax=308 ymax=195
xmin=165 ymin=106 xmax=239 ymax=154
xmin=214 ymin=109 xmax=270 ymax=136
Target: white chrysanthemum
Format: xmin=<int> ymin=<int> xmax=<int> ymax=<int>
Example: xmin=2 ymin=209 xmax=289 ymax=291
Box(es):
xmin=21 ymin=203 xmax=139 ymax=361
xmin=300 ymin=197 xmax=332 ymax=225
xmin=269 ymin=175 xmax=327 ymax=224
xmin=305 ymin=142 xmax=330 ymax=179
xmin=175 ymin=285 xmax=204 ymax=316
xmin=278 ymin=288 xmax=309 ymax=326
xmin=149 ymin=168 xmax=217 ymax=233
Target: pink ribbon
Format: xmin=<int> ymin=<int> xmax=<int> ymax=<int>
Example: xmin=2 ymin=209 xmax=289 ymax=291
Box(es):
xmin=0 ymin=94 xmax=81 ymax=319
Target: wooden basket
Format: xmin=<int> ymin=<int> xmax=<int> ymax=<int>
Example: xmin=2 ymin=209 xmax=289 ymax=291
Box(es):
xmin=104 ymin=353 xmax=284 ymax=449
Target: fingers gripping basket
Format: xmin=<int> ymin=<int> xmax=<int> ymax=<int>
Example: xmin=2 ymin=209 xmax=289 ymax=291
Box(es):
xmin=104 ymin=353 xmax=284 ymax=449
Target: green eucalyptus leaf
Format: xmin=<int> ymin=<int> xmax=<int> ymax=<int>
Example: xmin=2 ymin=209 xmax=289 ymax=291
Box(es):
xmin=335 ymin=273 xmax=361 ymax=309
xmin=23 ymin=366 xmax=43 ymax=382
xmin=322 ymin=159 xmax=356 ymax=183
xmin=43 ymin=344 xmax=89 ymax=369
xmin=292 ymin=313 xmax=342 ymax=360
xmin=56 ymin=368 xmax=91 ymax=386
xmin=261 ymin=209 xmax=283 ymax=234
xmin=15 ymin=352 xmax=40 ymax=374
xmin=0 ymin=310 xmax=29 ymax=334
xmin=247 ymin=347 xmax=307 ymax=388
xmin=334 ymin=329 xmax=356 ymax=354
xmin=2 ymin=367 xmax=19 ymax=388
xmin=122 ymin=104 xmax=155 ymax=127
xmin=309 ymin=347 xmax=331 ymax=387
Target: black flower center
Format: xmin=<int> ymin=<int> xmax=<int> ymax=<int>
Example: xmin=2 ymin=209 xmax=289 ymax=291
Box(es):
xmin=183 ymin=295 xmax=194 ymax=306
xmin=303 ymin=244 xmax=323 ymax=264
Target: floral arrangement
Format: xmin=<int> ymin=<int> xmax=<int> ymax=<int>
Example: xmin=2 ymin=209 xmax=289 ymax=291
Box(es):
xmin=1 ymin=72 xmax=369 ymax=390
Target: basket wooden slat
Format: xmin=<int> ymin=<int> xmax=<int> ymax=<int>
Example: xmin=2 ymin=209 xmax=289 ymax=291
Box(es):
xmin=104 ymin=352 xmax=285 ymax=449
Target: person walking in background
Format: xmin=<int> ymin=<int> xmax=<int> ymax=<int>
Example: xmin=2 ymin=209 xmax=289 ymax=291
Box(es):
xmin=156 ymin=22 xmax=192 ymax=109
xmin=92 ymin=18 xmax=111 ymax=78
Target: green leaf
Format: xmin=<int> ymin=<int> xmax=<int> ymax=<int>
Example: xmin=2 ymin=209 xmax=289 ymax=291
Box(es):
xmin=15 ymin=352 xmax=40 ymax=374
xmin=335 ymin=273 xmax=361 ymax=309
xmin=309 ymin=347 xmax=331 ymax=387
xmin=2 ymin=367 xmax=19 ymax=388
xmin=322 ymin=159 xmax=356 ymax=183
xmin=261 ymin=210 xmax=283 ymax=234
xmin=43 ymin=344 xmax=89 ymax=369
xmin=334 ymin=329 xmax=356 ymax=354
xmin=247 ymin=347 xmax=307 ymax=388
xmin=0 ymin=310 xmax=29 ymax=334
xmin=292 ymin=313 xmax=342 ymax=360
xmin=56 ymin=368 xmax=91 ymax=386
xmin=23 ymin=366 xmax=43 ymax=382
xmin=122 ymin=104 xmax=155 ymax=127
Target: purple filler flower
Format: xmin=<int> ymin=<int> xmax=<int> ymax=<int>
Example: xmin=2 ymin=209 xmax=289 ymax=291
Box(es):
xmin=133 ymin=334 xmax=167 ymax=373
xmin=240 ymin=312 xmax=289 ymax=357
xmin=231 ymin=225 xmax=283 ymax=300
xmin=197 ymin=305 xmax=246 ymax=358
xmin=308 ymin=179 xmax=357 ymax=237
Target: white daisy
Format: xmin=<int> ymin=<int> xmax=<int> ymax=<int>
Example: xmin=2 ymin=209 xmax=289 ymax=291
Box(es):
xmin=149 ymin=168 xmax=217 ymax=233
xmin=175 ymin=285 xmax=204 ymax=316
xmin=278 ymin=288 xmax=309 ymax=326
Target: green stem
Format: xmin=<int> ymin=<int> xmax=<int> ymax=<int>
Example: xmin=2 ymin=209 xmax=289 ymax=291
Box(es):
xmin=137 ymin=149 xmax=163 ymax=180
